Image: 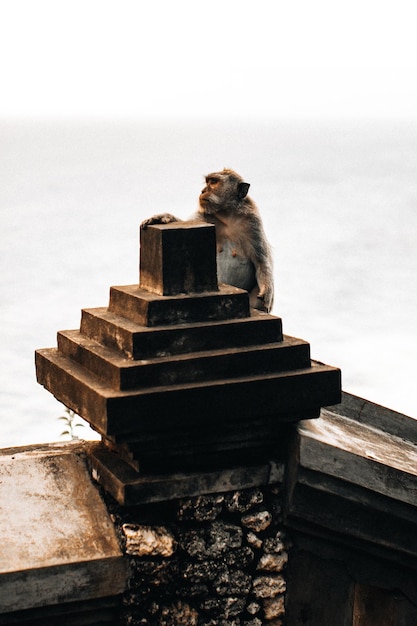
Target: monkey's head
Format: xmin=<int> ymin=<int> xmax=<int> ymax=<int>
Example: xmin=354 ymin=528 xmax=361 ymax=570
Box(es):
xmin=199 ymin=168 xmax=250 ymax=216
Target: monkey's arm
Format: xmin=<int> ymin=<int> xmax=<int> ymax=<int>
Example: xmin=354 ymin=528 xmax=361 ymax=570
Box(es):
xmin=253 ymin=252 xmax=274 ymax=312
xmin=248 ymin=216 xmax=274 ymax=312
xmin=254 ymin=263 xmax=274 ymax=312
xmin=140 ymin=213 xmax=179 ymax=229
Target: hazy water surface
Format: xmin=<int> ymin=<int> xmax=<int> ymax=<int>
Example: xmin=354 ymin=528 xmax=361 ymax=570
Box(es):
xmin=1 ymin=118 xmax=416 ymax=446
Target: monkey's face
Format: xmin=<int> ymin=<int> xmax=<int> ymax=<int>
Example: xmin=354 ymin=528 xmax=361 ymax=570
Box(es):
xmin=199 ymin=174 xmax=225 ymax=214
xmin=199 ymin=171 xmax=249 ymax=215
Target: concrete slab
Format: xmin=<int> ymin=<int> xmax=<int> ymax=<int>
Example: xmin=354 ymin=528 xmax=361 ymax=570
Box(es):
xmin=0 ymin=442 xmax=126 ymax=614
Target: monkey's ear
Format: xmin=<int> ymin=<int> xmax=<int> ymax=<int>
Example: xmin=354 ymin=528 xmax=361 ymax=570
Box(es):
xmin=237 ymin=182 xmax=250 ymax=199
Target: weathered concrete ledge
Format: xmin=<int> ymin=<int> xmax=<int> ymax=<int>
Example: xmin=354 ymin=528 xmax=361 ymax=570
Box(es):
xmin=0 ymin=441 xmax=127 ymax=618
xmin=286 ymin=391 xmax=417 ymax=574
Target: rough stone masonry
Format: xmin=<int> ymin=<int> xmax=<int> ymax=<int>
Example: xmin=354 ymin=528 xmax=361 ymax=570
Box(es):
xmin=106 ymin=482 xmax=289 ymax=626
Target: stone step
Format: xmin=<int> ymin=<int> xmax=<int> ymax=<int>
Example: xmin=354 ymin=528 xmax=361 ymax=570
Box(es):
xmin=108 ymin=283 xmax=250 ymax=327
xmin=57 ymin=329 xmax=311 ymax=390
xmin=80 ymin=307 xmax=283 ymax=360
xmin=112 ymin=413 xmax=310 ymax=446
xmin=105 ymin=420 xmax=301 ymax=473
xmin=104 ymin=439 xmax=289 ymax=475
xmin=35 ymin=347 xmax=341 ymax=438
xmin=107 ymin=413 xmax=315 ymax=473
xmin=89 ymin=442 xmax=279 ymax=506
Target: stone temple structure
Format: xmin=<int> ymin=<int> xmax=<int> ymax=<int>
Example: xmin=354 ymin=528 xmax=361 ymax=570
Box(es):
xmin=1 ymin=221 xmax=416 ymax=625
xmin=35 ymin=222 xmax=341 ymax=502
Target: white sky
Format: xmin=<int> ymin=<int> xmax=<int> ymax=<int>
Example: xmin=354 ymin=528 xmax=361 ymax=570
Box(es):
xmin=1 ymin=0 xmax=417 ymax=119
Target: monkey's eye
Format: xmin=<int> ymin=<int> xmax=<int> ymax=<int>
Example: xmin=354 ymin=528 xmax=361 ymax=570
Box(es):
xmin=207 ymin=177 xmax=219 ymax=186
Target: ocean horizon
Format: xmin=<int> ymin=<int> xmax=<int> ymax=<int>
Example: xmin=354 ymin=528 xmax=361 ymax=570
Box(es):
xmin=1 ymin=117 xmax=416 ymax=447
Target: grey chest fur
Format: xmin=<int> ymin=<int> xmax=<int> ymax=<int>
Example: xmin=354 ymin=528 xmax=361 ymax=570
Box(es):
xmin=216 ymin=240 xmax=256 ymax=292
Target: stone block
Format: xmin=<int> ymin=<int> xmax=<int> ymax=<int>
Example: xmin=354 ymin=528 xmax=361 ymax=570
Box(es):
xmin=80 ymin=307 xmax=283 ymax=360
xmin=263 ymin=596 xmax=286 ymax=619
xmin=257 ymin=552 xmax=288 ymax=573
xmin=0 ymin=443 xmax=126 ymax=614
xmin=57 ymin=329 xmax=310 ymax=390
xmin=106 ymin=420 xmax=299 ymax=474
xmin=140 ymin=222 xmax=218 ymax=295
xmin=108 ymin=441 xmax=294 ymax=475
xmin=252 ymin=575 xmax=286 ymax=598
xmin=35 ymin=347 xmax=341 ymax=438
xmin=122 ymin=524 xmax=176 ymax=557
xmin=108 ymin=283 xmax=249 ymax=327
xmin=89 ymin=442 xmax=280 ymax=505
xmin=241 ymin=511 xmax=273 ymax=532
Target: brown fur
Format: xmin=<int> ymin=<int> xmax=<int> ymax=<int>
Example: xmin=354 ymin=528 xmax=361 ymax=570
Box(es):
xmin=141 ymin=168 xmax=274 ymax=312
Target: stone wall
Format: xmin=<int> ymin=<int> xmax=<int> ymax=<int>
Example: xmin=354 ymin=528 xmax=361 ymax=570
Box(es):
xmin=105 ymin=483 xmax=289 ymax=626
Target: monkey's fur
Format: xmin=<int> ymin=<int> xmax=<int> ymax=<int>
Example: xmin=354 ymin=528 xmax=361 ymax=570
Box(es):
xmin=141 ymin=168 xmax=274 ymax=312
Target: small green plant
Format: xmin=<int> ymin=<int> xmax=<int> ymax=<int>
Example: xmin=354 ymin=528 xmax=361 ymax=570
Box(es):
xmin=58 ymin=407 xmax=86 ymax=440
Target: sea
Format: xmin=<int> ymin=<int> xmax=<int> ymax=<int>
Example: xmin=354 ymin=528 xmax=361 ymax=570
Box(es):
xmin=1 ymin=117 xmax=417 ymax=447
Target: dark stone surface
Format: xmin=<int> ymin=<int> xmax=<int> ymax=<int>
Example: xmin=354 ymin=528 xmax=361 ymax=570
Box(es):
xmin=285 ymin=396 xmax=417 ymax=571
xmin=285 ymin=550 xmax=354 ymax=626
xmin=285 ymin=534 xmax=417 ymax=626
xmin=108 ymin=284 xmax=250 ymax=327
xmin=139 ymin=222 xmax=218 ymax=296
xmin=36 ymin=347 xmax=340 ymax=438
xmin=105 ymin=482 xmax=288 ymax=625
xmin=89 ymin=442 xmax=282 ymax=506
xmin=80 ymin=307 xmax=283 ymax=360
xmin=58 ymin=329 xmax=310 ymax=391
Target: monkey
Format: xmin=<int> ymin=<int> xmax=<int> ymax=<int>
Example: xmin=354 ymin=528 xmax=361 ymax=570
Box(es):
xmin=141 ymin=168 xmax=274 ymax=312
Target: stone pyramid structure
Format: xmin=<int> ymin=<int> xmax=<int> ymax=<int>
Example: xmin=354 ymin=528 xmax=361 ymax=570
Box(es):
xmin=36 ymin=222 xmax=341 ymax=502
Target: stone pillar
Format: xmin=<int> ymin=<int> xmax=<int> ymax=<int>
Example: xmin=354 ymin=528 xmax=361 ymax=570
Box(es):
xmin=35 ymin=222 xmax=341 ymax=505
xmin=139 ymin=221 xmax=218 ymax=295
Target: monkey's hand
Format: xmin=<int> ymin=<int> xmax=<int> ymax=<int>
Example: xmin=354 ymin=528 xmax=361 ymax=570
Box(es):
xmin=254 ymin=281 xmax=274 ymax=313
xmin=140 ymin=213 xmax=179 ymax=229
